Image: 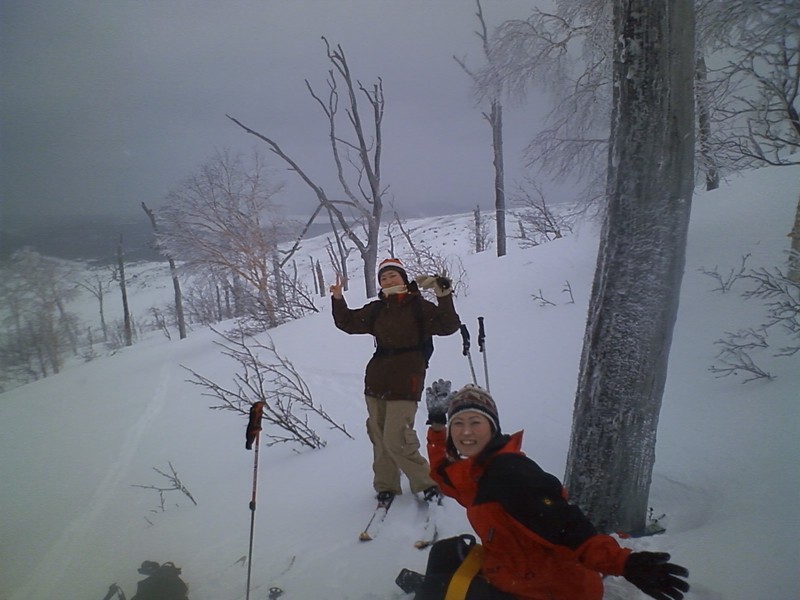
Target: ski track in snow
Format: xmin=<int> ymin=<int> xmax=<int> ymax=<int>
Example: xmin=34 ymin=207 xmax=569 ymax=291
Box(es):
xmin=10 ymin=351 xmax=174 ymax=600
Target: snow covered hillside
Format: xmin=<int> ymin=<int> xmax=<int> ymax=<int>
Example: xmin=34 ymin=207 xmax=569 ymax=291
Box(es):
xmin=1 ymin=166 xmax=798 ymax=600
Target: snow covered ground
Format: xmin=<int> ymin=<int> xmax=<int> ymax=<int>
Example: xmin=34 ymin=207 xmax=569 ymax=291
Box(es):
xmin=1 ymin=166 xmax=798 ymax=600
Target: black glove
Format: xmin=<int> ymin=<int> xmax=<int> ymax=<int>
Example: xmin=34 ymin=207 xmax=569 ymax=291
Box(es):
xmin=425 ymin=378 xmax=452 ymax=425
xmin=623 ymin=552 xmax=689 ymax=600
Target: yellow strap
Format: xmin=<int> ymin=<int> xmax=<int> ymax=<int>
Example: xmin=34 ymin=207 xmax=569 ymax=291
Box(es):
xmin=444 ymin=544 xmax=485 ymax=600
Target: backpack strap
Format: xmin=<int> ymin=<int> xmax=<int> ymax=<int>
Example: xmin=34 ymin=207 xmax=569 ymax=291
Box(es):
xmin=369 ymin=296 xmax=432 ymax=365
xmin=444 ymin=543 xmax=485 ymax=600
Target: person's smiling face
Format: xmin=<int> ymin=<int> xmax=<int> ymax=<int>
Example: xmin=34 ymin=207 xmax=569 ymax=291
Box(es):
xmin=379 ymin=269 xmax=405 ymax=289
xmin=449 ymin=411 xmax=493 ymax=457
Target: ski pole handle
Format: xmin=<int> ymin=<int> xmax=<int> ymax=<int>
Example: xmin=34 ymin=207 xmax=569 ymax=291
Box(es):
xmin=478 ymin=317 xmax=486 ymax=352
xmin=459 ymin=324 xmax=471 ymax=356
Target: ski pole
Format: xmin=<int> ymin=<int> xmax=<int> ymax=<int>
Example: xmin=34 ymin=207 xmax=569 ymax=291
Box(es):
xmin=245 ymin=401 xmax=266 ymax=600
xmin=477 ymin=317 xmax=489 ymax=392
xmin=459 ymin=324 xmax=478 ymax=386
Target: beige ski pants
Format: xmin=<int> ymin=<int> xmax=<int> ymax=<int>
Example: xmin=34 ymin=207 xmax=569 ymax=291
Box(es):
xmin=365 ymin=396 xmax=436 ymax=495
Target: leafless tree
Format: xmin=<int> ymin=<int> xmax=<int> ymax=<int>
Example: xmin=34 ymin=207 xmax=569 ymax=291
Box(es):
xmin=698 ymin=0 xmax=799 ymax=170
xmin=483 ymin=2 xmax=612 ymax=211
xmin=76 ymin=272 xmax=112 ymax=342
xmin=183 ymin=275 xmax=226 ymax=326
xmin=698 ymin=1 xmax=800 ymax=271
xmin=227 ymin=38 xmax=387 ymax=298
xmin=0 ymin=249 xmax=80 ymax=385
xmin=325 ymin=205 xmax=353 ymax=291
xmin=791 ymin=192 xmax=800 ymax=283
xmin=743 ymin=265 xmax=800 ymax=356
xmin=694 ymin=54 xmax=721 ymax=190
xmin=115 ymin=236 xmax=133 ymax=347
xmin=705 ymin=258 xmax=800 ymax=382
xmin=565 ymin=0 xmax=696 ymax=534
xmin=157 ymin=149 xmax=314 ymax=330
xmin=510 ymin=177 xmax=575 ymax=247
xmin=313 ymin=259 xmax=325 ymax=297
xmin=470 ymin=206 xmax=491 ymax=254
xmin=142 ymin=202 xmax=186 ymax=339
xmin=485 ymin=0 xmax=798 ymax=208
xmin=455 ymin=0 xmax=507 ymax=257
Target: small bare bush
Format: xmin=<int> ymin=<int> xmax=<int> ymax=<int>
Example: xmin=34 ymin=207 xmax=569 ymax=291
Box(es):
xmin=184 ymin=328 xmax=352 ymax=448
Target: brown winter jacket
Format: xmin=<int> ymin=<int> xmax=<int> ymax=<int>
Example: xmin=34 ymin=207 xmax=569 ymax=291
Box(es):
xmin=331 ymin=284 xmax=460 ymax=401
xmin=428 ymin=429 xmax=631 ymax=599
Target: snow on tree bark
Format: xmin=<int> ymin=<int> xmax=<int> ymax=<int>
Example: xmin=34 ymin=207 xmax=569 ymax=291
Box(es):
xmin=564 ymin=0 xmax=695 ymax=534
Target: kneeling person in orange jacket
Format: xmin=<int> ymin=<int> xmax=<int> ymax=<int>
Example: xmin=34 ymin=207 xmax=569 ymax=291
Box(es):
xmin=405 ymin=384 xmax=689 ymax=600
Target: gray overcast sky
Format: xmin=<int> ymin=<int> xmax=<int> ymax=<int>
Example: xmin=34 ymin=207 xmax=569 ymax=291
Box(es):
xmin=1 ymin=0 xmax=553 ymax=230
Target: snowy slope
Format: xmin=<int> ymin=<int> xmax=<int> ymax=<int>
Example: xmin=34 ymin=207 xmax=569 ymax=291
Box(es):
xmin=1 ymin=166 xmax=798 ymax=600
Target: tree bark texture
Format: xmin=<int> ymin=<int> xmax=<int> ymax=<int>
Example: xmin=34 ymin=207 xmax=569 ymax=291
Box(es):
xmin=565 ymin=0 xmax=695 ymax=534
xmin=492 ymin=100 xmax=507 ymax=257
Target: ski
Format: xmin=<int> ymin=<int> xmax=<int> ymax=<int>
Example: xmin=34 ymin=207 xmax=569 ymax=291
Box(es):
xmin=413 ymin=497 xmax=443 ymax=549
xmin=358 ymin=496 xmax=395 ymax=541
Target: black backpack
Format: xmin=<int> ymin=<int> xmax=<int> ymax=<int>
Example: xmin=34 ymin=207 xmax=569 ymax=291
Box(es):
xmin=368 ymin=295 xmax=434 ymax=367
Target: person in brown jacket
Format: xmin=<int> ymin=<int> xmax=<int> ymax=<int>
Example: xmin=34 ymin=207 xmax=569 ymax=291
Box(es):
xmin=330 ymin=258 xmax=461 ymax=502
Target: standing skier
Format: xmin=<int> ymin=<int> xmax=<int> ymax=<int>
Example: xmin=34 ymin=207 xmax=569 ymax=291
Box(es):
xmin=409 ymin=384 xmax=690 ymax=600
xmin=330 ymin=258 xmax=460 ymax=502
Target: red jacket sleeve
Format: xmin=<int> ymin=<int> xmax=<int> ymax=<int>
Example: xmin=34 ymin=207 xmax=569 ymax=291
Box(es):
xmin=426 ymin=427 xmax=455 ymax=493
xmin=575 ymin=535 xmax=631 ymax=576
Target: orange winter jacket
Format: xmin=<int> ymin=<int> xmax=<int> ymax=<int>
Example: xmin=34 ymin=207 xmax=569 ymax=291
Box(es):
xmin=427 ymin=429 xmax=631 ymax=600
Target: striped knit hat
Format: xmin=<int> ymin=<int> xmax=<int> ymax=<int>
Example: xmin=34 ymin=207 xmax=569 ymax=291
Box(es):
xmin=378 ymin=257 xmax=409 ymax=284
xmin=447 ymin=384 xmax=500 ymax=433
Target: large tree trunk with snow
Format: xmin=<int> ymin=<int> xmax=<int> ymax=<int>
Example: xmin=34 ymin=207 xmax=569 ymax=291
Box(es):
xmin=564 ymin=0 xmax=695 ymax=534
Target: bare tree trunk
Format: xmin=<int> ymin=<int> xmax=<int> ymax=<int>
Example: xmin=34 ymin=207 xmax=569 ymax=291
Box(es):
xmin=310 ymin=257 xmax=319 ymax=296
xmin=491 ymin=99 xmax=507 ymax=256
xmin=564 ymin=0 xmax=695 ymax=534
xmin=142 ymin=202 xmax=187 ymax=339
xmin=695 ymin=54 xmax=719 ymax=191
xmin=54 ymin=295 xmax=78 ymax=355
xmin=456 ymin=0 xmax=507 ymax=257
xmin=315 ymin=260 xmax=325 ymax=297
xmin=328 ymin=209 xmax=350 ymax=291
xmin=272 ymin=248 xmax=285 ymax=307
xmin=215 ymin=284 xmax=223 ymax=322
xmin=98 ymin=286 xmax=108 ymax=342
xmin=790 ymin=191 xmax=800 ymax=283
xmin=474 ymin=206 xmax=484 ymax=253
xmin=117 ymin=235 xmax=133 ymax=347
